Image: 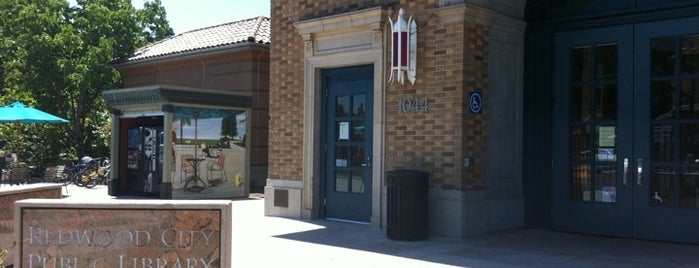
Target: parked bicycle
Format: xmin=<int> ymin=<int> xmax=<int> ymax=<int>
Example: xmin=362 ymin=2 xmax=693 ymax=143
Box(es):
xmin=74 ymin=157 xmax=110 ymax=188
xmin=58 ymin=155 xmax=89 ymax=186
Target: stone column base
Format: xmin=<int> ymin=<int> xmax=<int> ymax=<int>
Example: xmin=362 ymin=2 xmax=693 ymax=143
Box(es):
xmin=264 ymin=178 xmax=303 ymax=218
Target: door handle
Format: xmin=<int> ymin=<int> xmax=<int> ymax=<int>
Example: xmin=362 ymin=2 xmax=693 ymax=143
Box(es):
xmin=361 ymin=156 xmax=371 ymax=167
xmin=637 ymin=158 xmax=643 ymax=186
xmin=623 ymin=158 xmax=629 ymax=185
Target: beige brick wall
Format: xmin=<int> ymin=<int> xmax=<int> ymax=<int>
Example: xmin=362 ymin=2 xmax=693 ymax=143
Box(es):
xmin=270 ymin=0 xmax=489 ymax=190
xmin=269 ymin=0 xmax=306 ymax=180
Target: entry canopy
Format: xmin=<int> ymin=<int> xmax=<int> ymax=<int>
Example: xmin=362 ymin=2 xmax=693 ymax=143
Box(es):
xmin=102 ymin=85 xmax=252 ymax=110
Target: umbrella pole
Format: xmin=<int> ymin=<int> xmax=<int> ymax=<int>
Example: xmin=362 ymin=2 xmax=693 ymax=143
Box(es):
xmin=194 ymin=113 xmax=199 ymax=157
xmin=14 ymin=121 xmax=20 ymax=163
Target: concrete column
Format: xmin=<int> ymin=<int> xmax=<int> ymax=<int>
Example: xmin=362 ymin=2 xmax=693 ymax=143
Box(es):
xmin=161 ymin=107 xmax=174 ymax=199
xmin=485 ymin=7 xmax=527 ymax=231
xmin=108 ymin=110 xmax=120 ymax=196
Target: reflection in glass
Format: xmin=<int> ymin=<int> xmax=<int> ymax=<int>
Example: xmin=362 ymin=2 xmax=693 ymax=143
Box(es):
xmin=652 ymin=125 xmax=675 ymax=162
xmin=336 ymin=95 xmax=350 ymax=117
xmin=570 ymin=125 xmax=591 ymax=161
xmin=570 ymin=86 xmax=592 ymax=122
xmin=680 ymin=168 xmax=699 ymax=208
xmin=351 ymin=173 xmax=365 ymax=193
xmin=680 ymin=79 xmax=699 ymax=119
xmin=335 ymin=146 xmax=348 ymax=167
xmin=335 ymin=171 xmax=349 ymax=192
xmin=651 ymin=81 xmax=676 ymax=119
xmin=353 ymin=95 xmax=366 ymax=116
xmin=647 ymin=35 xmax=699 ymax=210
xmin=595 ymin=165 xmax=616 ymax=203
xmin=681 ymin=35 xmax=699 ymax=75
xmin=650 ymin=167 xmax=676 ymax=207
xmin=352 ymin=120 xmax=365 ymax=142
xmin=681 ymin=124 xmax=699 ymax=161
xmin=596 ymin=84 xmax=617 ymax=120
xmin=570 ymin=46 xmax=592 ymax=82
xmin=596 ymin=43 xmax=618 ymax=79
xmin=351 ymin=146 xmax=364 ymax=168
xmin=652 ymin=37 xmax=676 ymax=76
xmin=571 ymin=164 xmax=590 ymax=201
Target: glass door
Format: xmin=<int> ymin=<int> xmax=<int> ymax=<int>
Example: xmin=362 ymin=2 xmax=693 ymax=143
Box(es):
xmin=633 ymin=17 xmax=699 ymax=243
xmin=552 ymin=25 xmax=635 ymax=237
xmin=554 ymin=18 xmax=699 ymax=243
xmin=322 ymin=65 xmax=374 ymax=223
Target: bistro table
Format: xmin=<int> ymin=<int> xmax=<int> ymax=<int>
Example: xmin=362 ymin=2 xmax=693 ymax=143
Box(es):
xmin=184 ymin=157 xmax=207 ymax=192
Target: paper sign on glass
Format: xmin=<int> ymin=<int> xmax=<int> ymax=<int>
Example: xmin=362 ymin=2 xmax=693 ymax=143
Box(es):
xmin=339 ymin=122 xmax=350 ymax=140
xmin=598 ymin=126 xmax=615 ymax=147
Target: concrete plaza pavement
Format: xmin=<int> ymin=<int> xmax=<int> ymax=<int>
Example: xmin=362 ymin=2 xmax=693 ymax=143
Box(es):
xmin=61 ymin=184 xmax=699 ymax=268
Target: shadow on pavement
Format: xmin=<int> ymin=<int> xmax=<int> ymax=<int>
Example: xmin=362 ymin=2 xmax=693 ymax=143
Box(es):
xmin=273 ymin=220 xmax=699 ymax=268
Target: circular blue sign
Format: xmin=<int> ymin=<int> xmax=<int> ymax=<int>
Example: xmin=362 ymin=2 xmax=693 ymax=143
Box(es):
xmin=469 ymin=91 xmax=482 ymax=114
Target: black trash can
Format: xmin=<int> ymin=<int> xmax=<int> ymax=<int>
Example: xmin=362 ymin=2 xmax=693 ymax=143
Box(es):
xmin=386 ymin=169 xmax=428 ymax=241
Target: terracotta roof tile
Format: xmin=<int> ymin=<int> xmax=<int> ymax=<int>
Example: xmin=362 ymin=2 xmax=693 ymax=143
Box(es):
xmin=119 ymin=16 xmax=270 ymax=63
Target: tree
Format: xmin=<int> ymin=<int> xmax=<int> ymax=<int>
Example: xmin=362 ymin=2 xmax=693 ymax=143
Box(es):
xmin=221 ymin=115 xmax=238 ymax=140
xmin=0 ymin=0 xmax=173 ymax=166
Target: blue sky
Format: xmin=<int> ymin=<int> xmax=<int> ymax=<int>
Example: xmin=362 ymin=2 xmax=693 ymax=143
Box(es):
xmin=177 ymin=113 xmax=247 ymax=140
xmin=68 ymin=0 xmax=271 ymax=34
xmin=138 ymin=0 xmax=271 ymax=34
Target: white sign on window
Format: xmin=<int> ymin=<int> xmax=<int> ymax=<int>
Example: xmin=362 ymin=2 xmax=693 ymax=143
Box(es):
xmin=339 ymin=122 xmax=350 ymax=140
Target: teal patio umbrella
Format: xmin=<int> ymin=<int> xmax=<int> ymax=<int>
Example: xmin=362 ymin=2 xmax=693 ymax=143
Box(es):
xmin=0 ymin=101 xmax=68 ymax=157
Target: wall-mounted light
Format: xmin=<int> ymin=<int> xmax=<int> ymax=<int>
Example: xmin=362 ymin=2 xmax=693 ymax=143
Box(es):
xmin=389 ymin=8 xmax=417 ymax=85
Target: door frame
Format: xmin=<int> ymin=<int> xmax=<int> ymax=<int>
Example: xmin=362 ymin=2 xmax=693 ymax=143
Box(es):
xmin=321 ymin=65 xmax=374 ymax=222
xmin=632 ymin=16 xmax=699 ymax=243
xmin=552 ymin=16 xmax=699 ymax=243
xmin=302 ymin=58 xmax=385 ymax=225
xmin=294 ymin=8 xmax=388 ymax=225
xmin=523 ymin=0 xmax=699 ymax=236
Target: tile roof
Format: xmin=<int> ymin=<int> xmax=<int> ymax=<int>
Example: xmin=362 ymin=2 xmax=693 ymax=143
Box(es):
xmin=117 ymin=16 xmax=270 ymax=64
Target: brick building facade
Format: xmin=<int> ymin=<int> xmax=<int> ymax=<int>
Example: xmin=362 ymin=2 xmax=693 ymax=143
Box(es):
xmin=266 ymin=0 xmax=525 ymax=238
xmin=267 ymin=0 xmax=699 ymax=243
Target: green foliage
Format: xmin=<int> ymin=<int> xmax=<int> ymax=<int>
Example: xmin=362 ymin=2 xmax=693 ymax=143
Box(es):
xmin=0 ymin=241 xmax=15 ymax=268
xmin=220 ymin=115 xmax=238 ymax=138
xmin=0 ymin=0 xmax=172 ymax=167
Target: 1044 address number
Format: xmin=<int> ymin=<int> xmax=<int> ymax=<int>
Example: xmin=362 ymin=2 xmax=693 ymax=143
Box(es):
xmin=398 ymin=96 xmax=429 ymax=113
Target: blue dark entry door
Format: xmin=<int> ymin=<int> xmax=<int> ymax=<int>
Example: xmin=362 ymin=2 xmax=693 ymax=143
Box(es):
xmin=553 ymin=25 xmax=635 ymax=238
xmin=554 ymin=18 xmax=699 ymax=243
xmin=322 ymin=65 xmax=373 ymax=223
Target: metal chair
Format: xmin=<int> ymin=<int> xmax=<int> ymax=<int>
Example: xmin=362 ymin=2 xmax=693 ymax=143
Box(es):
xmin=207 ymin=155 xmax=226 ymax=183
